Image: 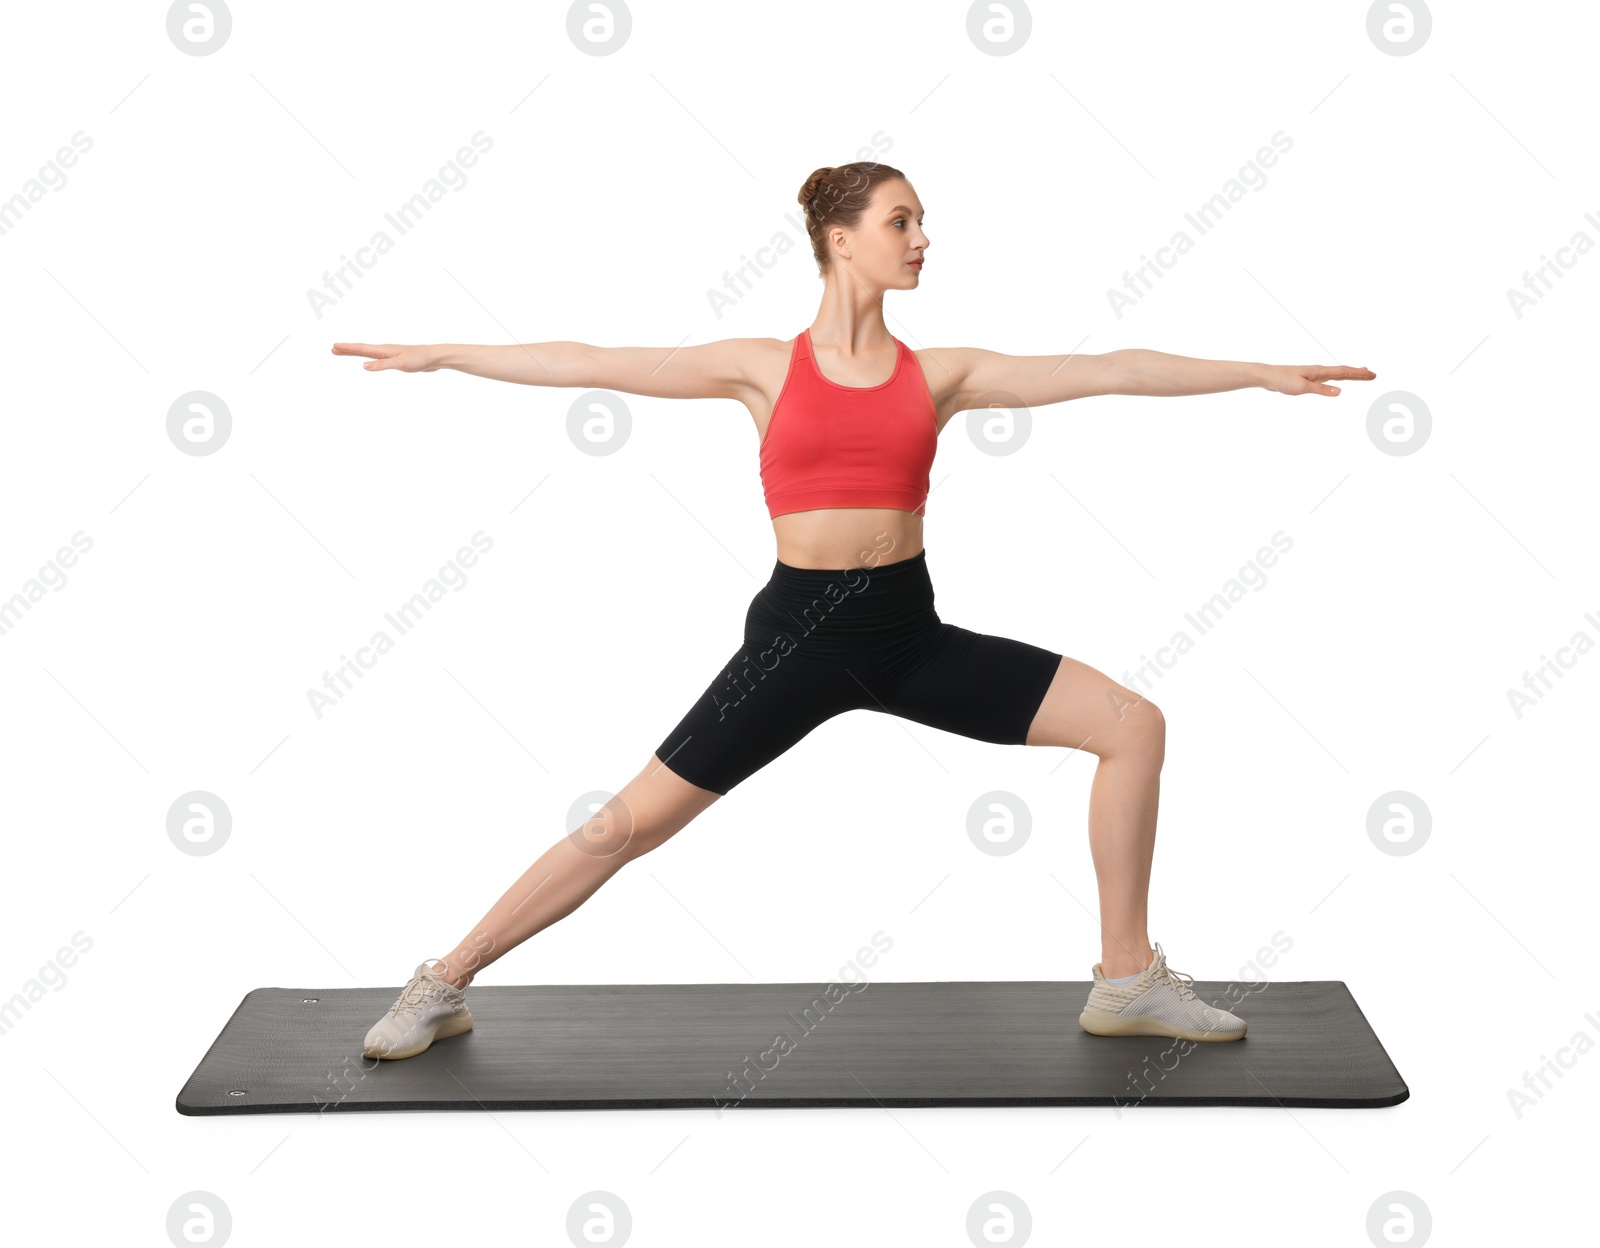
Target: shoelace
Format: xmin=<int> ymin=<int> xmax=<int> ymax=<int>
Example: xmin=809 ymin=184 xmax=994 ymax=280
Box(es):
xmin=1150 ymin=953 xmax=1199 ymax=1003
xmin=389 ymin=973 xmax=452 ymax=1019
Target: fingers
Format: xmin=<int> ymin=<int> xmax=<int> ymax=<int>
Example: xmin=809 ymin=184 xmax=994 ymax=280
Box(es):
xmin=331 ymin=343 xmax=393 ymax=359
xmin=1299 ymin=364 xmax=1374 ymax=394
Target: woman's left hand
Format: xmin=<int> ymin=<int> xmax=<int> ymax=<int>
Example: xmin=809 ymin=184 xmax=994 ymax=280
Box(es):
xmin=1259 ymin=363 xmax=1377 ymax=397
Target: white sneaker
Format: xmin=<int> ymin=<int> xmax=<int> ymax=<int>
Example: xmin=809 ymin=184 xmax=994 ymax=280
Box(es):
xmin=1079 ymin=941 xmax=1246 ymax=1041
xmin=363 ymin=959 xmax=475 ymax=1060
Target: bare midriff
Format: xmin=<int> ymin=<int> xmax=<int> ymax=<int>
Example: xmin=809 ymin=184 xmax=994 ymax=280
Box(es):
xmin=770 ymin=507 xmax=925 ymax=570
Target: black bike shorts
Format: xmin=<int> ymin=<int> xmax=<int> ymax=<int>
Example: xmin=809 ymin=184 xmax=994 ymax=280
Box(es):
xmin=652 ymin=548 xmax=1063 ymax=795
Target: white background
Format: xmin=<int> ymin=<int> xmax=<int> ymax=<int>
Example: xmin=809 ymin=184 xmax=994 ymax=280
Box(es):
xmin=1 ymin=0 xmax=1593 ymax=1243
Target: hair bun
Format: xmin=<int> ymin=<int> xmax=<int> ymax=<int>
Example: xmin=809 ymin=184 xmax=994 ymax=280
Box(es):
xmin=801 ymin=166 xmax=835 ymax=213
xmin=795 ymin=159 xmax=905 ymax=275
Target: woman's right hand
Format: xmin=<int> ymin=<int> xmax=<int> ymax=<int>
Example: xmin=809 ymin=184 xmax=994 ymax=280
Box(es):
xmin=329 ymin=337 xmax=754 ymax=395
xmin=331 ymin=342 xmax=441 ymax=372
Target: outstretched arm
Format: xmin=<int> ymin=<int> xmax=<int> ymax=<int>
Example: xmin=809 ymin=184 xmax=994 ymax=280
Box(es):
xmin=331 ymin=337 xmax=764 ymax=402
xmin=939 ymin=346 xmax=1376 ymax=410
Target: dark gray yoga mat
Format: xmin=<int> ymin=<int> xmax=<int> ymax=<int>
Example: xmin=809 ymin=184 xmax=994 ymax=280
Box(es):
xmin=176 ymin=979 xmax=1407 ymax=1115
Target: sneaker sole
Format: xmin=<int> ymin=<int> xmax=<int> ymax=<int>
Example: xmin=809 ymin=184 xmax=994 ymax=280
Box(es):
xmin=1078 ymin=1007 xmax=1245 ymax=1042
xmin=366 ymin=1008 xmax=475 ymax=1060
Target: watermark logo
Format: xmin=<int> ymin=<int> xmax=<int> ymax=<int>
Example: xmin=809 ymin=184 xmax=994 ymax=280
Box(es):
xmin=166 ymin=1 xmax=232 ymax=56
xmin=167 ymin=390 xmax=232 ymax=455
xmin=566 ymin=790 xmax=636 ymax=858
xmin=167 ymin=791 xmax=233 ymax=856
xmin=567 ymin=390 xmax=632 ymax=455
xmin=967 ymin=789 xmax=1032 ymax=856
xmin=566 ymin=1 xmax=632 ymax=55
xmin=965 ymin=1190 xmax=1033 ymax=1244
xmin=1365 ymin=2 xmax=1432 ymax=56
xmin=965 ymin=2 xmax=1033 ymax=56
xmin=1364 ymin=1190 xmax=1432 ymax=1245
xmin=965 ymin=389 xmax=1031 ymax=456
xmin=566 ymin=1191 xmax=632 ymax=1244
xmin=1366 ymin=390 xmax=1431 ymax=455
xmin=1366 ymin=790 xmax=1430 ymax=856
xmin=165 ymin=1190 xmax=233 ymax=1245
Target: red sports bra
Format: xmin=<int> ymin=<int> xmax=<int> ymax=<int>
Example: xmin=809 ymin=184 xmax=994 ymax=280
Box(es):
xmin=758 ymin=328 xmax=938 ymax=519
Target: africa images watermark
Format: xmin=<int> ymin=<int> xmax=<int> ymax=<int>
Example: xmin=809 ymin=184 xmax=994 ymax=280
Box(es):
xmin=711 ymin=929 xmax=894 ymax=1113
xmin=705 ymin=130 xmax=894 ymax=319
xmin=0 ymin=932 xmax=95 ymax=1039
xmin=0 ymin=130 xmax=93 ymax=240
xmin=707 ymin=529 xmax=905 ymax=722
xmin=1106 ymin=129 xmax=1293 ymax=319
xmin=306 ymin=130 xmax=493 ymax=319
xmin=1112 ymin=931 xmax=1293 ymax=1114
xmin=305 ymin=530 xmax=494 ymax=719
xmin=1504 ymin=607 xmax=1600 ymax=719
xmin=1505 ymin=1007 xmax=1600 ymax=1120
xmin=0 ymin=530 xmax=94 ymax=639
xmin=1119 ymin=530 xmax=1294 ymax=695
xmin=1504 ymin=206 xmax=1600 ymax=320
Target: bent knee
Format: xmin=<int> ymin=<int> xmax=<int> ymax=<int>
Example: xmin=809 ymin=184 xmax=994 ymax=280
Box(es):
xmin=1103 ymin=697 xmax=1165 ymax=760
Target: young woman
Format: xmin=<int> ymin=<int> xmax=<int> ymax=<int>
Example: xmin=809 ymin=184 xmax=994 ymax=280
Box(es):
xmin=337 ymin=161 xmax=1374 ymax=1061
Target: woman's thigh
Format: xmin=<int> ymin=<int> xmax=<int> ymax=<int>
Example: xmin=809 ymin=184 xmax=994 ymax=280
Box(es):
xmin=651 ymin=635 xmax=859 ymax=797
xmin=872 ymin=622 xmax=1065 ymax=746
xmin=876 ymin=626 xmax=1160 ymax=756
xmin=1017 ymin=654 xmax=1162 ymax=756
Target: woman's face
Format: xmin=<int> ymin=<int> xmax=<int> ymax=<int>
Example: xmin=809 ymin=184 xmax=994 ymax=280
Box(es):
xmin=834 ymin=178 xmax=928 ymax=289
